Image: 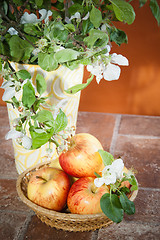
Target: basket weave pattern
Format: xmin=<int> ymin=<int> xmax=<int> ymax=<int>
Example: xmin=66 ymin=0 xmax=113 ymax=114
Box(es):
xmin=16 ymin=162 xmax=137 ymax=232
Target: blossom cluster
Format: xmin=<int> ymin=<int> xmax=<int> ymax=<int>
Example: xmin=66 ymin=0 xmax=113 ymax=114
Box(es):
xmin=94 ymin=158 xmax=125 ymax=187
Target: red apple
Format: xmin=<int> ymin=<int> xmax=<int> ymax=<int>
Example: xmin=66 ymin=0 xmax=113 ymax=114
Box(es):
xmin=27 ymin=167 xmax=70 ymax=211
xmin=67 ymin=177 xmax=109 ymax=214
xmin=59 ymin=133 xmax=104 ymax=178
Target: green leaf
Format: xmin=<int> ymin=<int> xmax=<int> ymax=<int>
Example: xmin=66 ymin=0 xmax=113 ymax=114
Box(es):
xmin=90 ymin=6 xmax=102 ymax=28
xmin=94 ymin=172 xmax=101 ymax=178
xmin=11 ymin=96 xmax=19 ymax=108
xmin=2 ymin=1 xmax=8 ymax=15
xmin=139 ymin=0 xmax=147 ymax=8
xmin=35 ymin=0 xmax=43 ymax=7
xmin=110 ymin=0 xmax=135 ymax=24
xmin=30 ymin=127 xmax=54 ymax=149
xmin=33 ymin=110 xmax=54 ymax=123
xmin=36 ymin=74 xmax=47 ymax=95
xmin=84 ymin=29 xmax=109 ymax=47
xmin=55 ymin=49 xmax=80 ymax=63
xmin=120 ymin=192 xmax=135 ymax=215
xmin=100 ymin=193 xmax=124 ymax=223
xmin=22 ymin=80 xmax=36 ymax=108
xmin=23 ymin=24 xmax=43 ymax=37
xmin=65 ymin=75 xmax=93 ymax=94
xmin=0 ymin=59 xmax=2 ymax=71
xmin=16 ymin=70 xmax=31 ymax=80
xmin=38 ymin=52 xmax=58 ymax=71
xmin=150 ymin=0 xmax=160 ymax=25
xmin=128 ymin=175 xmax=138 ymax=190
xmin=128 ymin=175 xmax=138 ymax=191
xmin=9 ymin=36 xmax=34 ymax=62
xmin=109 ymin=28 xmax=128 ymax=46
xmin=54 ymin=109 xmax=68 ymax=133
xmin=82 ymin=19 xmax=94 ymax=35
xmin=65 ymin=24 xmax=76 ymax=32
xmin=68 ymin=3 xmax=84 ymax=15
xmin=98 ymin=149 xmax=114 ymax=166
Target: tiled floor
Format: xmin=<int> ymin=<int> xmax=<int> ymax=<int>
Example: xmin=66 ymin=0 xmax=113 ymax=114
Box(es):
xmin=0 ymin=106 xmax=160 ymax=240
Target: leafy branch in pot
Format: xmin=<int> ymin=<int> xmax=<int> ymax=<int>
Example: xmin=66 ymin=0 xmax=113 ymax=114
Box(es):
xmin=1 ymin=62 xmax=70 ymax=151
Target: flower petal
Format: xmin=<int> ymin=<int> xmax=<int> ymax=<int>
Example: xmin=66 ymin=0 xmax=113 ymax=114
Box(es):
xmin=94 ymin=177 xmax=105 ymax=187
xmin=104 ymin=172 xmax=117 ymax=185
xmin=2 ymin=87 xmax=15 ymax=101
xmin=5 ymin=129 xmax=23 ymax=140
xmin=39 ymin=9 xmax=52 ymax=23
xmin=82 ymin=12 xmax=90 ymax=20
xmin=21 ymin=12 xmax=38 ymax=24
xmin=22 ymin=135 xmax=32 ymax=149
xmin=103 ymin=63 xmax=121 ymax=81
xmin=110 ymin=159 xmax=124 ymax=179
xmin=111 ymin=53 xmax=129 ymax=66
xmin=1 ymin=80 xmax=13 ymax=89
xmin=7 ymin=27 xmax=18 ymax=35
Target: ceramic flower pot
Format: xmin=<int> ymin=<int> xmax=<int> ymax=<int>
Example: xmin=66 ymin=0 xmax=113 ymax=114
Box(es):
xmin=7 ymin=63 xmax=84 ymax=174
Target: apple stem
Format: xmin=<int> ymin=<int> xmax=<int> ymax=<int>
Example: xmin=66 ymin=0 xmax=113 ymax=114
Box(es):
xmin=36 ymin=176 xmax=47 ymax=182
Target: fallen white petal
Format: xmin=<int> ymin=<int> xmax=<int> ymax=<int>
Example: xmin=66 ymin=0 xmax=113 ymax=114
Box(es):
xmin=5 ymin=129 xmax=23 ymax=140
xmin=111 ymin=53 xmax=129 ymax=66
xmin=103 ymin=63 xmax=121 ymax=81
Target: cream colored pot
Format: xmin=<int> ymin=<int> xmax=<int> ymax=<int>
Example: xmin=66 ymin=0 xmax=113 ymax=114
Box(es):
xmin=7 ymin=63 xmax=84 ymax=174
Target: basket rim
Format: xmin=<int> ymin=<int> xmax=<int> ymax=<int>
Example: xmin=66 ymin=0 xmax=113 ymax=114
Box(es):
xmin=16 ymin=161 xmax=138 ymax=220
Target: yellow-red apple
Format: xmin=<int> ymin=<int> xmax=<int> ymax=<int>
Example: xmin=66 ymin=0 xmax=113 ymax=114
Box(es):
xmin=67 ymin=177 xmax=109 ymax=214
xmin=27 ymin=167 xmax=70 ymax=211
xmin=59 ymin=133 xmax=104 ymax=178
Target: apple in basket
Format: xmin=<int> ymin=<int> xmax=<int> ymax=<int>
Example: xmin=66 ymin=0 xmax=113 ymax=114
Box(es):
xmin=27 ymin=167 xmax=70 ymax=211
xmin=67 ymin=177 xmax=109 ymax=214
xmin=59 ymin=133 xmax=105 ymax=178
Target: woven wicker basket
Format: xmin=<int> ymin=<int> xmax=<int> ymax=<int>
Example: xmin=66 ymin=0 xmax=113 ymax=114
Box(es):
xmin=16 ymin=161 xmax=138 ymax=232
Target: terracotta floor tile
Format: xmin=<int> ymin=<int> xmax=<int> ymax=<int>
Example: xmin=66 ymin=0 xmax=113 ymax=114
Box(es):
xmin=113 ymin=136 xmax=160 ymax=188
xmin=0 ymin=126 xmax=9 ymax=140
xmin=77 ymin=112 xmax=116 ymax=150
xmin=125 ymin=189 xmax=160 ymax=223
xmin=0 ymin=140 xmax=18 ymax=178
xmin=98 ymin=221 xmax=160 ymax=240
xmin=24 ymin=215 xmax=96 ymax=240
xmin=119 ymin=115 xmax=160 ymax=136
xmin=0 ymin=106 xmax=9 ymax=127
xmin=0 ymin=179 xmax=30 ymax=212
xmin=0 ymin=211 xmax=27 ymax=240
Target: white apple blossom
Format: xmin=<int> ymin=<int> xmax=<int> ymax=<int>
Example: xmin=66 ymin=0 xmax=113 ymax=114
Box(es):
xmin=87 ymin=46 xmax=129 ymax=83
xmin=5 ymin=129 xmax=32 ymax=150
xmin=5 ymin=129 xmax=24 ymax=140
xmin=94 ymin=158 xmax=124 ymax=187
xmin=65 ymin=12 xmax=89 ymax=24
xmin=21 ymin=9 xmax=52 ymax=24
xmin=1 ymin=78 xmax=35 ymax=102
xmin=7 ymin=27 xmax=18 ymax=35
xmin=21 ymin=135 xmax=32 ymax=149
